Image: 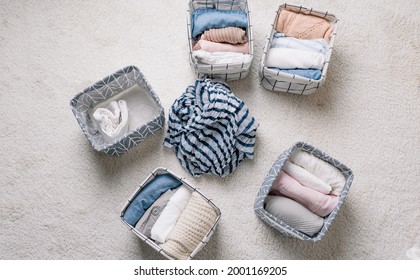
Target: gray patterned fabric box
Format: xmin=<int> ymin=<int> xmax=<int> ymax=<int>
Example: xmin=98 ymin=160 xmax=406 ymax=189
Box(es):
xmin=70 ymin=66 xmax=165 ymax=156
xmin=254 ymin=142 xmax=353 ymax=241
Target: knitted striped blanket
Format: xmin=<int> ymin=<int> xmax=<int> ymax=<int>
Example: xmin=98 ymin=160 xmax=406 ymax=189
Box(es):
xmin=164 ymin=78 xmax=258 ymax=177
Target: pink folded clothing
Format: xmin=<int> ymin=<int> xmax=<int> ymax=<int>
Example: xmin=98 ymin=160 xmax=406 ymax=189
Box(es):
xmin=193 ymin=39 xmax=249 ymax=54
xmin=275 ymin=9 xmax=333 ymax=42
xmin=201 ymin=27 xmax=248 ymax=44
xmin=270 ymin=171 xmax=339 ymax=217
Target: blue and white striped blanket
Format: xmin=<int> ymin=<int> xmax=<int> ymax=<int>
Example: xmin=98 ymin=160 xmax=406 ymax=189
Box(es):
xmin=164 ymin=78 xmax=258 ymax=177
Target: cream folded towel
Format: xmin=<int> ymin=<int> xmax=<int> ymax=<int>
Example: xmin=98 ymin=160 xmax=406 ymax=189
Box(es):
xmin=150 ymin=186 xmax=192 ymax=244
xmin=201 ymin=27 xmax=248 ymax=44
xmin=193 ymin=39 xmax=249 ymax=54
xmin=192 ymin=50 xmax=252 ymax=65
xmin=290 ymin=151 xmax=346 ymax=196
xmin=92 ymin=100 xmax=129 ymax=142
xmin=283 ymin=161 xmax=332 ymax=194
xmin=265 ymin=48 xmax=325 ymax=70
xmin=160 ymin=192 xmax=217 ymax=260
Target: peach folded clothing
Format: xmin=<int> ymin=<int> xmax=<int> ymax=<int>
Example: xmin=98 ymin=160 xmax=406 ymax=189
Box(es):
xmin=270 ymin=171 xmax=339 ymax=217
xmin=276 ymin=9 xmax=333 ymax=42
xmin=193 ymin=39 xmax=249 ymax=54
xmin=201 ymin=27 xmax=248 ymax=44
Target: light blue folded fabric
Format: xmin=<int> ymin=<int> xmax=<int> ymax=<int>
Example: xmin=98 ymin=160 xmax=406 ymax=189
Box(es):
xmin=268 ymin=68 xmax=322 ymax=80
xmin=271 ymin=33 xmax=329 ymax=54
xmin=191 ymin=9 xmax=248 ymax=39
xmin=123 ymin=174 xmax=182 ymax=226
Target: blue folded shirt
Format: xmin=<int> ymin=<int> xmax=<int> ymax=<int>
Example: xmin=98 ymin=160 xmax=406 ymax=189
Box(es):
xmin=268 ymin=68 xmax=322 ymax=80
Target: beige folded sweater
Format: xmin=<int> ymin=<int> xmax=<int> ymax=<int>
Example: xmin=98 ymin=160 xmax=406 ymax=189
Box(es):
xmin=201 ymin=27 xmax=248 ymax=44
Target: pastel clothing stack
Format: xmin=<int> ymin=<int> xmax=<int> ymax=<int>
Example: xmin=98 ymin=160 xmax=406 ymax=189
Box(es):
xmin=164 ymin=78 xmax=258 ymax=177
xmin=191 ymin=8 xmax=250 ymax=65
xmin=266 ymin=9 xmax=333 ymax=80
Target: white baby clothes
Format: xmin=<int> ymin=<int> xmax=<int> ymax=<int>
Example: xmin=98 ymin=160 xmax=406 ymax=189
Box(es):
xmin=92 ymin=100 xmax=129 ymax=142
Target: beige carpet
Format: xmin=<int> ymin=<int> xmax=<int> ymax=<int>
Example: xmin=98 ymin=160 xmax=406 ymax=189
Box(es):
xmin=0 ymin=0 xmax=419 ymax=260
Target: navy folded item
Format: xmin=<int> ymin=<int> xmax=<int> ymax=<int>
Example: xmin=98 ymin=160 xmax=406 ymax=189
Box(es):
xmin=191 ymin=8 xmax=248 ymax=39
xmin=164 ymin=78 xmax=258 ymax=177
xmin=122 ymin=174 xmax=182 ymax=226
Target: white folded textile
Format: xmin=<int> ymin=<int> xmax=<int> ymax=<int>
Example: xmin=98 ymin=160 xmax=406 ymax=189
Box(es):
xmin=150 ymin=186 xmax=192 ymax=244
xmin=290 ymin=150 xmax=346 ymax=196
xmin=92 ymin=100 xmax=129 ymax=142
xmin=282 ymin=161 xmax=332 ymax=194
xmin=265 ymin=48 xmax=325 ymax=70
xmin=192 ymin=50 xmax=252 ymax=65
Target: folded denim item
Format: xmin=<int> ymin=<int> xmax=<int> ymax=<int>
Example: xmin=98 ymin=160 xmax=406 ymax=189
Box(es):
xmin=271 ymin=33 xmax=328 ymax=54
xmin=191 ymin=9 xmax=248 ymax=39
xmin=282 ymin=161 xmax=331 ymax=194
xmin=134 ymin=189 xmax=174 ymax=238
xmin=92 ymin=100 xmax=129 ymax=142
xmin=201 ymin=27 xmax=248 ymax=44
xmin=290 ymin=150 xmax=346 ymax=196
xmin=270 ymin=171 xmax=338 ymax=217
xmin=192 ymin=50 xmax=252 ymax=65
xmin=275 ymin=9 xmax=333 ymax=42
xmin=193 ymin=39 xmax=249 ymax=54
xmin=122 ymin=174 xmax=182 ymax=227
xmin=266 ymin=48 xmax=325 ymax=70
xmin=151 ymin=186 xmax=192 ymax=243
xmin=267 ymin=68 xmax=322 ymax=80
xmin=265 ymin=195 xmax=324 ymax=236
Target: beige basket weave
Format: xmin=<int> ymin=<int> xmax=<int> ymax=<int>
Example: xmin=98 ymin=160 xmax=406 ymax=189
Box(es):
xmin=260 ymin=3 xmax=339 ymax=95
xmin=187 ymin=0 xmax=254 ymax=81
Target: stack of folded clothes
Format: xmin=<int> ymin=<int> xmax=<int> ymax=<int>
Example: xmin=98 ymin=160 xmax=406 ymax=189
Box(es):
xmin=264 ymin=150 xmax=346 ymax=236
xmin=122 ymin=173 xmax=218 ymax=259
xmin=265 ymin=9 xmax=333 ymax=80
xmin=190 ymin=8 xmax=251 ymax=65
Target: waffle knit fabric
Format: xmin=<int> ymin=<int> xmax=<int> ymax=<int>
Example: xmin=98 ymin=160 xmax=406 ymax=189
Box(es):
xmin=201 ymin=27 xmax=248 ymax=44
xmin=160 ymin=192 xmax=218 ymax=260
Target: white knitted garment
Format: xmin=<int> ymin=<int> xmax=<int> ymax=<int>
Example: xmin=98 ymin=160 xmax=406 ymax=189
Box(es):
xmin=160 ymin=192 xmax=218 ymax=259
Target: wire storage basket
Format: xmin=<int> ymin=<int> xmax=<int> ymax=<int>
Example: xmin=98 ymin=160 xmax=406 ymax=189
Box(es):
xmin=187 ymin=0 xmax=254 ymax=81
xmin=260 ymin=3 xmax=339 ymax=95
xmin=254 ymin=142 xmax=353 ymax=241
xmin=70 ymin=66 xmax=165 ymax=156
xmin=120 ymin=167 xmax=222 ymax=260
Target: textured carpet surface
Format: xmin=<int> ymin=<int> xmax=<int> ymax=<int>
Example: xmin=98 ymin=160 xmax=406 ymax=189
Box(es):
xmin=0 ymin=0 xmax=419 ymax=260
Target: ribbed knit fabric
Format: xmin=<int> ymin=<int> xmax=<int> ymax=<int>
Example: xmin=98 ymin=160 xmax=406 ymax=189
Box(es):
xmin=160 ymin=192 xmax=218 ymax=260
xmin=201 ymin=27 xmax=248 ymax=44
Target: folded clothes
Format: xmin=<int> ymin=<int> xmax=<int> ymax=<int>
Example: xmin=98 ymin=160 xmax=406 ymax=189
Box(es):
xmin=193 ymin=39 xmax=249 ymax=54
xmin=267 ymin=68 xmax=322 ymax=80
xmin=201 ymin=27 xmax=248 ymax=44
xmin=270 ymin=171 xmax=338 ymax=217
xmin=134 ymin=189 xmax=174 ymax=238
xmin=290 ymin=150 xmax=346 ymax=196
xmin=92 ymin=100 xmax=129 ymax=142
xmin=192 ymin=50 xmax=252 ymax=65
xmin=164 ymin=78 xmax=258 ymax=177
xmin=265 ymin=195 xmax=324 ymax=236
xmin=191 ymin=9 xmax=248 ymax=39
xmin=122 ymin=174 xmax=182 ymax=227
xmin=275 ymin=9 xmax=333 ymax=42
xmin=282 ymin=161 xmax=331 ymax=194
xmin=160 ymin=192 xmax=218 ymax=259
xmin=266 ymin=48 xmax=325 ymax=70
xmin=151 ymin=186 xmax=192 ymax=244
xmin=271 ymin=33 xmax=328 ymax=54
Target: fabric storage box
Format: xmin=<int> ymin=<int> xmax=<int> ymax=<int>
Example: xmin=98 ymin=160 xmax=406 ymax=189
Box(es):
xmin=120 ymin=167 xmax=221 ymax=260
xmin=70 ymin=65 xmax=165 ymax=156
xmin=187 ymin=0 xmax=254 ymax=80
xmin=260 ymin=4 xmax=339 ymax=95
xmin=254 ymin=142 xmax=353 ymax=241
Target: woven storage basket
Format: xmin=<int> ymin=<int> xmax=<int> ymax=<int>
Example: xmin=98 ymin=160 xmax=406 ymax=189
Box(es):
xmin=187 ymin=0 xmax=254 ymax=81
xmin=254 ymin=142 xmax=353 ymax=241
xmin=120 ymin=167 xmax=222 ymax=260
xmin=260 ymin=4 xmax=339 ymax=95
xmin=70 ymin=66 xmax=165 ymax=156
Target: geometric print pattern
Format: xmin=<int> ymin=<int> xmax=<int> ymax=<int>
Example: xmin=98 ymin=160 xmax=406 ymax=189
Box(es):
xmin=70 ymin=65 xmax=165 ymax=156
xmin=259 ymin=3 xmax=339 ymax=95
xmin=254 ymin=141 xmax=354 ymax=242
xmin=187 ymin=0 xmax=254 ymax=81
